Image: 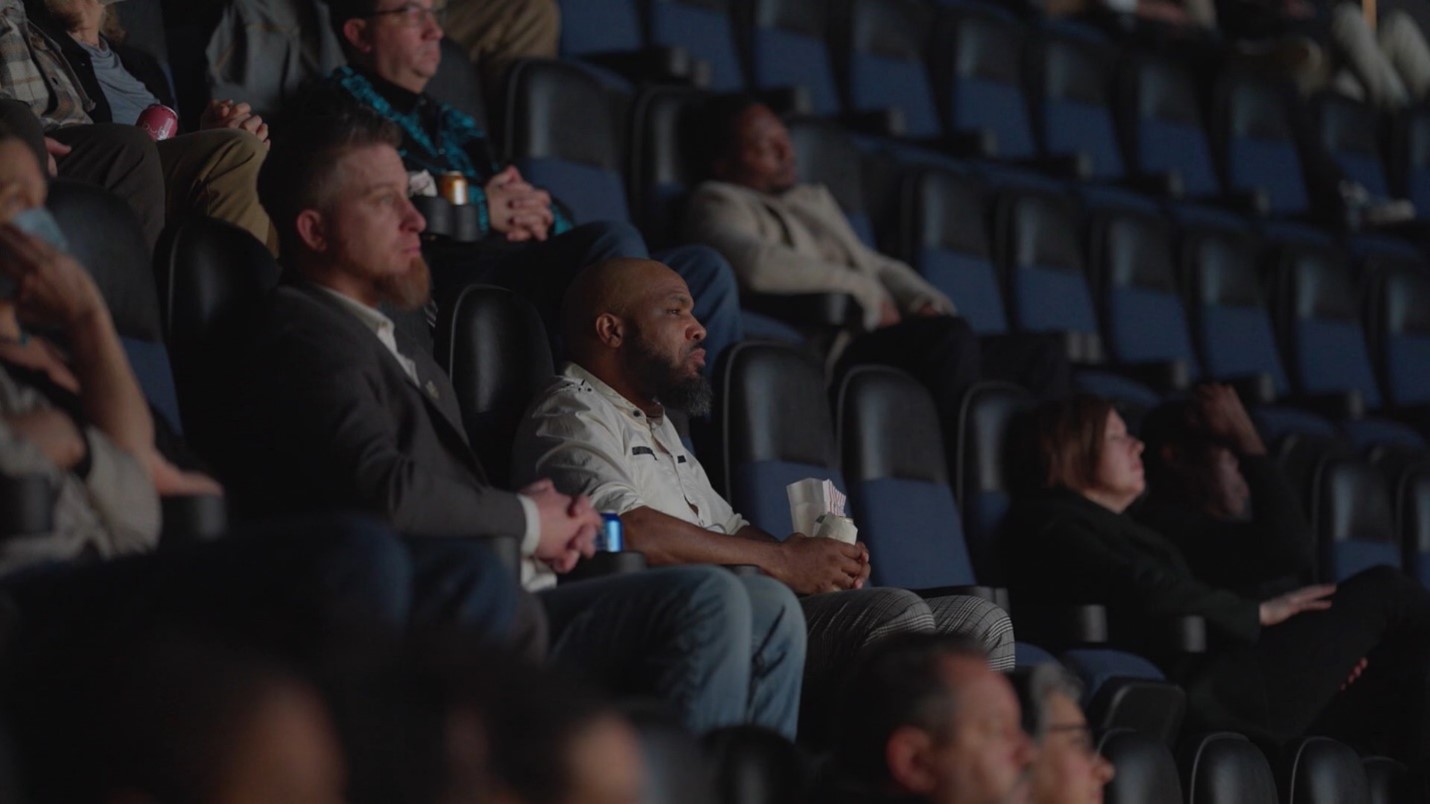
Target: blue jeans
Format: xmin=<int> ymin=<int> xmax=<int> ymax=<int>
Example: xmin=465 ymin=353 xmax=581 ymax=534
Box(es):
xmin=0 ymin=514 xmax=523 ymax=662
xmin=537 ymin=566 xmax=805 ymax=738
xmin=428 ymin=221 xmax=744 ymax=373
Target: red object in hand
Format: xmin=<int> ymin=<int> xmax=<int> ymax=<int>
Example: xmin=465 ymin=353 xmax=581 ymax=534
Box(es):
xmin=136 ymin=104 xmax=179 ymax=141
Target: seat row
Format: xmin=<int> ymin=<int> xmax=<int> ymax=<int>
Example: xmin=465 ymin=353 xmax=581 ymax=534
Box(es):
xmin=483 ymin=57 xmax=1430 ymax=459
xmin=556 ymin=0 xmax=1430 ymax=236
xmin=23 ymin=173 xmax=1423 ymax=803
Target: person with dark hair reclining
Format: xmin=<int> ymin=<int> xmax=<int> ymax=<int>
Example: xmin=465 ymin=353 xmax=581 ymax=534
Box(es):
xmin=512 ymin=257 xmax=1015 ymax=740
xmin=206 ymin=101 xmax=807 ymax=738
xmin=1135 ymin=384 xmax=1317 ymax=601
xmin=319 ymin=0 xmax=746 ymax=365
xmin=681 ymin=96 xmax=1070 ymax=411
xmin=1006 ymin=394 xmax=1430 ymax=779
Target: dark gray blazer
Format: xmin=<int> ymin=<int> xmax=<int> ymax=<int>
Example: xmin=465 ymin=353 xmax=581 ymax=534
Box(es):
xmin=220 ymin=282 xmax=527 ymax=539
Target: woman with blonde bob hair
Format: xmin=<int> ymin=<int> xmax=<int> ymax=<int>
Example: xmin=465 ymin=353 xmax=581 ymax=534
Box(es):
xmin=1004 ymin=394 xmax=1430 ymax=782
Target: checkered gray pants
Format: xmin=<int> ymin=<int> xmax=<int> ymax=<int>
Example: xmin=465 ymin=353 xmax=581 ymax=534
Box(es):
xmin=797 ymin=588 xmax=1015 ymax=736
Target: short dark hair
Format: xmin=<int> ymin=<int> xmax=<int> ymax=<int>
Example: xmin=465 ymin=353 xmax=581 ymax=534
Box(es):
xmin=833 ymin=632 xmax=988 ymax=785
xmin=1027 ymin=394 xmax=1117 ymax=491
xmin=322 ymin=0 xmax=381 ymax=55
xmin=257 ymin=89 xmax=403 ymax=258
xmin=689 ymin=93 xmax=764 ymax=179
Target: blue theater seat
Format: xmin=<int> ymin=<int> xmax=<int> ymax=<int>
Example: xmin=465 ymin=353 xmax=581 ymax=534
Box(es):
xmin=744 ymin=0 xmax=842 ymax=116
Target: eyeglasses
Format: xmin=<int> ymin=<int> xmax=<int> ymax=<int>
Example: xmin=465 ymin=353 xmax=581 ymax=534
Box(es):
xmin=365 ymin=2 xmax=447 ymax=28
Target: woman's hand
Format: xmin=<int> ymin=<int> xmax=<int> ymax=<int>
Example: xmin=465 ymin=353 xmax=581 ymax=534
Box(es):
xmin=1259 ymin=583 xmax=1335 ymax=626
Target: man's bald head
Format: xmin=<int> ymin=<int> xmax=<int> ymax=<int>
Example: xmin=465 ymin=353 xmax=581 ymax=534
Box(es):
xmin=562 ymin=257 xmax=682 ymax=358
xmin=562 ymin=257 xmax=711 ymax=416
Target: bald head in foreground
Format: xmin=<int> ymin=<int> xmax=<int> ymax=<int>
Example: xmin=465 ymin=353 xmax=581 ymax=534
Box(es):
xmin=560 ymin=257 xmax=712 ymax=417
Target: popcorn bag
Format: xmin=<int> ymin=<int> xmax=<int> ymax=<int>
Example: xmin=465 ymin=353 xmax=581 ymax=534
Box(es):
xmin=786 ymin=479 xmax=858 ymax=545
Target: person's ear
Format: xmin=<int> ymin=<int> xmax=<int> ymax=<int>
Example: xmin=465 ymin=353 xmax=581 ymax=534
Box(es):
xmin=594 ymin=312 xmax=624 ymax=348
xmin=885 ymin=726 xmax=940 ymax=795
xmin=342 ymin=18 xmax=373 ymax=54
xmin=295 ymin=209 xmax=328 ymax=254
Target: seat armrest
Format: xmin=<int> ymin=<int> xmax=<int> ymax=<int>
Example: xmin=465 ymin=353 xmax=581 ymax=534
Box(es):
xmin=1120 ymin=170 xmax=1184 ymax=199
xmin=1118 ymin=359 xmax=1192 ymax=393
xmin=835 ymin=108 xmax=906 ymax=138
xmin=915 ymin=584 xmax=1001 ymax=604
xmin=563 ymin=551 xmax=648 ymax=583
xmin=0 ymin=474 xmax=52 ymax=538
xmin=580 ymin=46 xmax=698 ymax=85
xmin=754 ymin=86 xmax=812 ymax=117
xmin=741 ymin=291 xmax=861 ymax=328
xmin=1008 ymin=152 xmax=1093 ymax=181
xmin=160 ymin=493 xmax=228 ymax=545
xmin=1289 ymin=390 xmax=1365 ymax=421
xmin=905 ymin=130 xmax=997 ymax=158
xmin=1165 ymin=614 xmax=1206 ymax=654
xmin=1211 ymin=189 xmax=1270 ymax=217
xmin=1225 ymin=372 xmax=1278 ymax=405
xmin=1018 ymin=603 xmax=1110 ymax=647
xmin=1052 ymin=330 xmax=1106 ymax=366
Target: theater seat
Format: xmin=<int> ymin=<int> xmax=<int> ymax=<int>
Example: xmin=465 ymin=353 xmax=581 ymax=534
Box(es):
xmin=786 ymin=116 xmax=879 ymax=248
xmin=156 ymin=216 xmax=282 ymax=391
xmin=1281 ymin=736 xmax=1372 ymax=804
xmin=1268 ymin=241 xmax=1426 ymax=449
xmin=835 ymin=365 xmax=982 ymax=592
xmin=1212 ymin=69 xmax=1315 ymax=220
xmin=716 ymin=342 xmax=845 ymax=533
xmin=1088 ymin=203 xmax=1199 ymax=387
xmin=1364 ymin=254 xmax=1430 ymax=412
xmin=503 ymin=58 xmax=631 ymax=226
xmin=436 ymin=285 xmax=554 ymax=490
xmin=1097 ymin=728 xmax=1183 ymax=804
xmin=47 ymin=181 xmax=182 ymax=435
xmin=647 ymin=0 xmax=744 ymax=91
xmin=954 ymin=381 xmax=1037 ymax=586
xmin=1363 ymin=756 xmax=1413 ymax=804
xmin=840 ymin=0 xmax=942 ymax=140
xmin=897 ymin=165 xmax=1011 ymax=336
xmin=1311 ymin=93 xmax=1392 ymax=203
xmin=932 ymin=3 xmax=1038 ymax=162
xmin=1310 ymin=457 xmax=1402 ymax=582
xmin=1117 ymin=52 xmax=1223 ymax=203
xmin=1180 ymin=732 xmax=1279 ymax=804
xmin=745 ymin=0 xmax=842 ymax=116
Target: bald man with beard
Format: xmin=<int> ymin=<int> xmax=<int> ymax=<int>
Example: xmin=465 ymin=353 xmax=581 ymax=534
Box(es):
xmin=203 ymin=100 xmax=807 ymax=739
xmin=513 ymin=257 xmax=1016 ymax=739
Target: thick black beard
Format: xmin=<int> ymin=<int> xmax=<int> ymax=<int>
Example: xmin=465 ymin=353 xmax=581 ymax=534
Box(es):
xmin=628 ymin=333 xmax=712 ymax=417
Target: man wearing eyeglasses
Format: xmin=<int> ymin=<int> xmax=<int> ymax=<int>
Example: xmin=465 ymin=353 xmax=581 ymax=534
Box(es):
xmin=322 ymin=0 xmax=749 ymax=372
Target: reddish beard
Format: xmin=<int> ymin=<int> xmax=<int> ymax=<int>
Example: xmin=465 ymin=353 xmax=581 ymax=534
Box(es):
xmin=375 ymin=254 xmax=432 ymax=312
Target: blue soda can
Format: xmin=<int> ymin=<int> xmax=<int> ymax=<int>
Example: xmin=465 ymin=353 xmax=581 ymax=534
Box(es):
xmin=597 ymin=512 xmax=624 ymax=552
